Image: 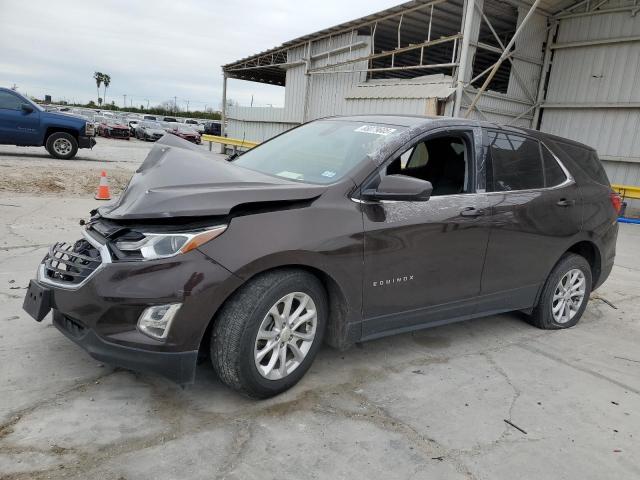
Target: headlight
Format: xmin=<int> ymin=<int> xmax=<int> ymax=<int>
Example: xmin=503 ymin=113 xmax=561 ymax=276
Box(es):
xmin=85 ymin=122 xmax=95 ymax=136
xmin=114 ymin=225 xmax=227 ymax=260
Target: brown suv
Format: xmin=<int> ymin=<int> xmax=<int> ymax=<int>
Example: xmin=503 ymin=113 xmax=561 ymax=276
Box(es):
xmin=23 ymin=116 xmax=620 ymax=398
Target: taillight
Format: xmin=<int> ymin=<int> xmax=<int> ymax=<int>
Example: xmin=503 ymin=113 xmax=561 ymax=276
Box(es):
xmin=610 ymin=191 xmax=622 ymax=215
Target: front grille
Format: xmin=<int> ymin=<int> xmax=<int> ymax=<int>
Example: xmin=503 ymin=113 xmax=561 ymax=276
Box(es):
xmin=44 ymin=239 xmax=102 ymax=285
xmin=112 ymin=129 xmax=129 ymax=138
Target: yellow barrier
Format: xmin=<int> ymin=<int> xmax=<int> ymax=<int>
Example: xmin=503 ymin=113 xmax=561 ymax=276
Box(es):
xmin=612 ymin=184 xmax=640 ymax=200
xmin=202 ymin=134 xmax=259 ymax=149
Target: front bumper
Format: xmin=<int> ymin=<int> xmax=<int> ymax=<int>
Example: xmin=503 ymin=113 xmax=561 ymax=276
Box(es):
xmin=24 ymin=238 xmax=242 ymax=385
xmin=78 ymin=135 xmax=96 ymax=149
xmin=53 ymin=310 xmax=198 ymax=384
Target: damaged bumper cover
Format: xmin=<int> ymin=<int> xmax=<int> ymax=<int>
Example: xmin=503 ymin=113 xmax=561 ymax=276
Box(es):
xmin=26 ymin=229 xmax=242 ymax=384
xmin=78 ymin=135 xmax=96 ymax=149
xmin=53 ymin=310 xmax=199 ymax=384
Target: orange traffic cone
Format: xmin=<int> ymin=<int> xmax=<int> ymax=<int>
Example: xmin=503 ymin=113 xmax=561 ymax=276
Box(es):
xmin=95 ymin=171 xmax=111 ymax=200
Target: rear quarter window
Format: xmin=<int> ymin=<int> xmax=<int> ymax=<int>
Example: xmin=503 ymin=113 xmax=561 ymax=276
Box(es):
xmin=548 ymin=141 xmax=610 ymax=186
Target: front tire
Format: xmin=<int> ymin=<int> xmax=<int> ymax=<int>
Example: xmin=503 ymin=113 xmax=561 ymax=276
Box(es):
xmin=45 ymin=132 xmax=78 ymax=160
xmin=529 ymin=253 xmax=592 ymax=329
xmin=211 ymin=269 xmax=327 ymax=398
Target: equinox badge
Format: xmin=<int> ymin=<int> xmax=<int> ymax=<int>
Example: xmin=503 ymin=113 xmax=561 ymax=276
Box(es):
xmin=372 ymin=275 xmax=414 ymax=287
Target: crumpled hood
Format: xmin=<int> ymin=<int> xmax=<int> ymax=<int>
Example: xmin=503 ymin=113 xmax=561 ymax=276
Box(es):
xmin=98 ymin=134 xmax=326 ymax=220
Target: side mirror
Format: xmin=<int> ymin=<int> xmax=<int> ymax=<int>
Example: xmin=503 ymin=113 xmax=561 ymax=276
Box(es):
xmin=21 ymin=103 xmax=34 ymax=113
xmin=362 ymin=175 xmax=433 ymax=201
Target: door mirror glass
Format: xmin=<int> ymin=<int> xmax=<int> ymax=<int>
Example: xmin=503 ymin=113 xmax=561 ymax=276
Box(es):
xmin=363 ymin=175 xmax=433 ymax=201
xmin=21 ymin=103 xmax=34 ymax=113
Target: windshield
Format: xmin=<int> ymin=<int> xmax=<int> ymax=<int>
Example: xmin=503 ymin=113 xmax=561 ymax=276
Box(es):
xmin=233 ymin=120 xmax=405 ymax=184
xmin=143 ymin=121 xmax=162 ymax=129
xmin=176 ymin=125 xmax=196 ymax=133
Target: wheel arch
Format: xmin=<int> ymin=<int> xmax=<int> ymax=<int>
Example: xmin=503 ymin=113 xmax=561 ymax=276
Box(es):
xmin=531 ymin=239 xmax=602 ymax=310
xmin=44 ymin=127 xmax=79 ymax=143
xmin=198 ymin=263 xmax=355 ymax=359
xmin=566 ymin=240 xmax=601 ymax=287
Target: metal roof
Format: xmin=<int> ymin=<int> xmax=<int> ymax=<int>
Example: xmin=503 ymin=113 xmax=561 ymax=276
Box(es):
xmin=223 ymin=0 xmax=583 ymax=85
xmin=345 ymin=74 xmax=456 ymax=99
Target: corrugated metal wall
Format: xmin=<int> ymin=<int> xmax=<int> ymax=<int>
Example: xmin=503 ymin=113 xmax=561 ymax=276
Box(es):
xmin=540 ymin=5 xmax=640 ymax=210
xmin=226 ymin=106 xmax=299 ymax=143
xmin=306 ymin=33 xmax=371 ymax=119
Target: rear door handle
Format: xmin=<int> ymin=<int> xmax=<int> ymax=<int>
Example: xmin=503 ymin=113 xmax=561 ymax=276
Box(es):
xmin=460 ymin=207 xmax=486 ymax=217
xmin=556 ymin=198 xmax=576 ymax=207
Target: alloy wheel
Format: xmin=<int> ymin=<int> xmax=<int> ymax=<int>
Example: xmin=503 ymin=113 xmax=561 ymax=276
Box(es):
xmin=254 ymin=292 xmax=317 ymax=380
xmin=551 ymin=268 xmax=586 ymax=324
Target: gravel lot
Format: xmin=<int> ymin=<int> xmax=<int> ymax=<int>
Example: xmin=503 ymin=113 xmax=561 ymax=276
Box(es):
xmin=0 ymin=139 xmax=639 ymax=479
xmin=0 ymin=137 xmax=218 ymax=196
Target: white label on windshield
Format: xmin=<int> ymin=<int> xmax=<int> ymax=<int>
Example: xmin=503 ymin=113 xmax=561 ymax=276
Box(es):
xmin=354 ymin=125 xmax=397 ymax=136
xmin=321 ymin=170 xmax=336 ymax=178
xmin=277 ymin=171 xmax=304 ymax=180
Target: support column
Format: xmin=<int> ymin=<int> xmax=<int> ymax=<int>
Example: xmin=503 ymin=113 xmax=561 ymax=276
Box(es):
xmin=302 ymin=41 xmax=312 ymax=123
xmin=220 ymin=72 xmax=227 ymax=154
xmin=533 ymin=21 xmax=558 ymax=128
xmin=454 ymin=0 xmax=482 ymax=117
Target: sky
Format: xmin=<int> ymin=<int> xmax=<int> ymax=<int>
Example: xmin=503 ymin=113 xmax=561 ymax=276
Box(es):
xmin=0 ymin=0 xmax=401 ymax=111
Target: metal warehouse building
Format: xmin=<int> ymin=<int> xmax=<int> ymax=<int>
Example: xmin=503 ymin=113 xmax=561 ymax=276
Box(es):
xmin=221 ymin=0 xmax=640 ymax=208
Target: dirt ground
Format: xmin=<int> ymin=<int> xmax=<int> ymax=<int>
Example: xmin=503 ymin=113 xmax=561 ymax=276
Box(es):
xmin=0 ymin=139 xmax=150 ymax=196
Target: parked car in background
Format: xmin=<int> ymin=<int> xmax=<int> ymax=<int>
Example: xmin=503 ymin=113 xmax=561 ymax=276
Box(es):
xmin=135 ymin=121 xmax=166 ymax=141
xmin=167 ymin=123 xmax=201 ymax=144
xmin=163 ymin=116 xmax=178 ymax=123
xmin=0 ymin=87 xmax=95 ymax=159
xmin=204 ymin=121 xmax=221 ymax=136
xmin=128 ymin=119 xmax=140 ymax=136
xmin=22 ymin=116 xmax=620 ymax=398
xmin=143 ymin=115 xmax=157 ymax=121
xmin=185 ymin=119 xmax=205 ymax=134
xmin=97 ymin=118 xmax=130 ymax=140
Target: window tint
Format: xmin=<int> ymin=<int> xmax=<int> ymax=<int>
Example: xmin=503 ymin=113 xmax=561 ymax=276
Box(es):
xmin=551 ymin=141 xmax=609 ymax=186
xmin=541 ymin=145 xmax=567 ymax=187
xmin=0 ymin=91 xmax=23 ymax=110
xmin=386 ymin=135 xmax=469 ymax=196
xmin=488 ymin=132 xmax=543 ymax=191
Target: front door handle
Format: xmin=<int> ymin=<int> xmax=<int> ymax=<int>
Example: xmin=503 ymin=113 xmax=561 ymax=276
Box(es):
xmin=460 ymin=207 xmax=486 ymax=217
xmin=556 ymin=198 xmax=576 ymax=207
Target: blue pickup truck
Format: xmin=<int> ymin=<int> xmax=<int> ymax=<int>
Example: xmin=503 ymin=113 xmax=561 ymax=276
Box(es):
xmin=0 ymin=87 xmax=95 ymax=159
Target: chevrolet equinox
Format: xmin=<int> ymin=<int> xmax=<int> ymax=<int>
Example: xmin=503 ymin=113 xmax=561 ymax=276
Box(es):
xmin=24 ymin=115 xmax=619 ymax=398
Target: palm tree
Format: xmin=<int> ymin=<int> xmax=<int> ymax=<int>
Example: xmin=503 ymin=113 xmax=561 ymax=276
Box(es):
xmin=102 ymin=74 xmax=111 ymax=107
xmin=93 ymin=72 xmax=103 ymax=104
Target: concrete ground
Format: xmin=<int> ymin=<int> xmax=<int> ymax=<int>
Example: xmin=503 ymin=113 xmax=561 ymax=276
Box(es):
xmin=0 ymin=139 xmax=639 ymax=479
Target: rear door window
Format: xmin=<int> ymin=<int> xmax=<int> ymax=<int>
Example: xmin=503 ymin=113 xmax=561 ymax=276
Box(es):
xmin=488 ymin=132 xmax=544 ymax=191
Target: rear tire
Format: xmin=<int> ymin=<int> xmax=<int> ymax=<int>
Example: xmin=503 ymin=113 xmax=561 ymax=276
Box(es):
xmin=528 ymin=253 xmax=592 ymax=329
xmin=45 ymin=132 xmax=78 ymax=160
xmin=211 ymin=269 xmax=327 ymax=398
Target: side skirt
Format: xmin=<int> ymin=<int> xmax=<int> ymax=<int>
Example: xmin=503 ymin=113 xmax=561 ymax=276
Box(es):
xmin=360 ymin=283 xmax=540 ymax=342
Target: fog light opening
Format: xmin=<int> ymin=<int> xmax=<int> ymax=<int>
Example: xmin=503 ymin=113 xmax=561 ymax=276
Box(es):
xmin=138 ymin=303 xmax=182 ymax=340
